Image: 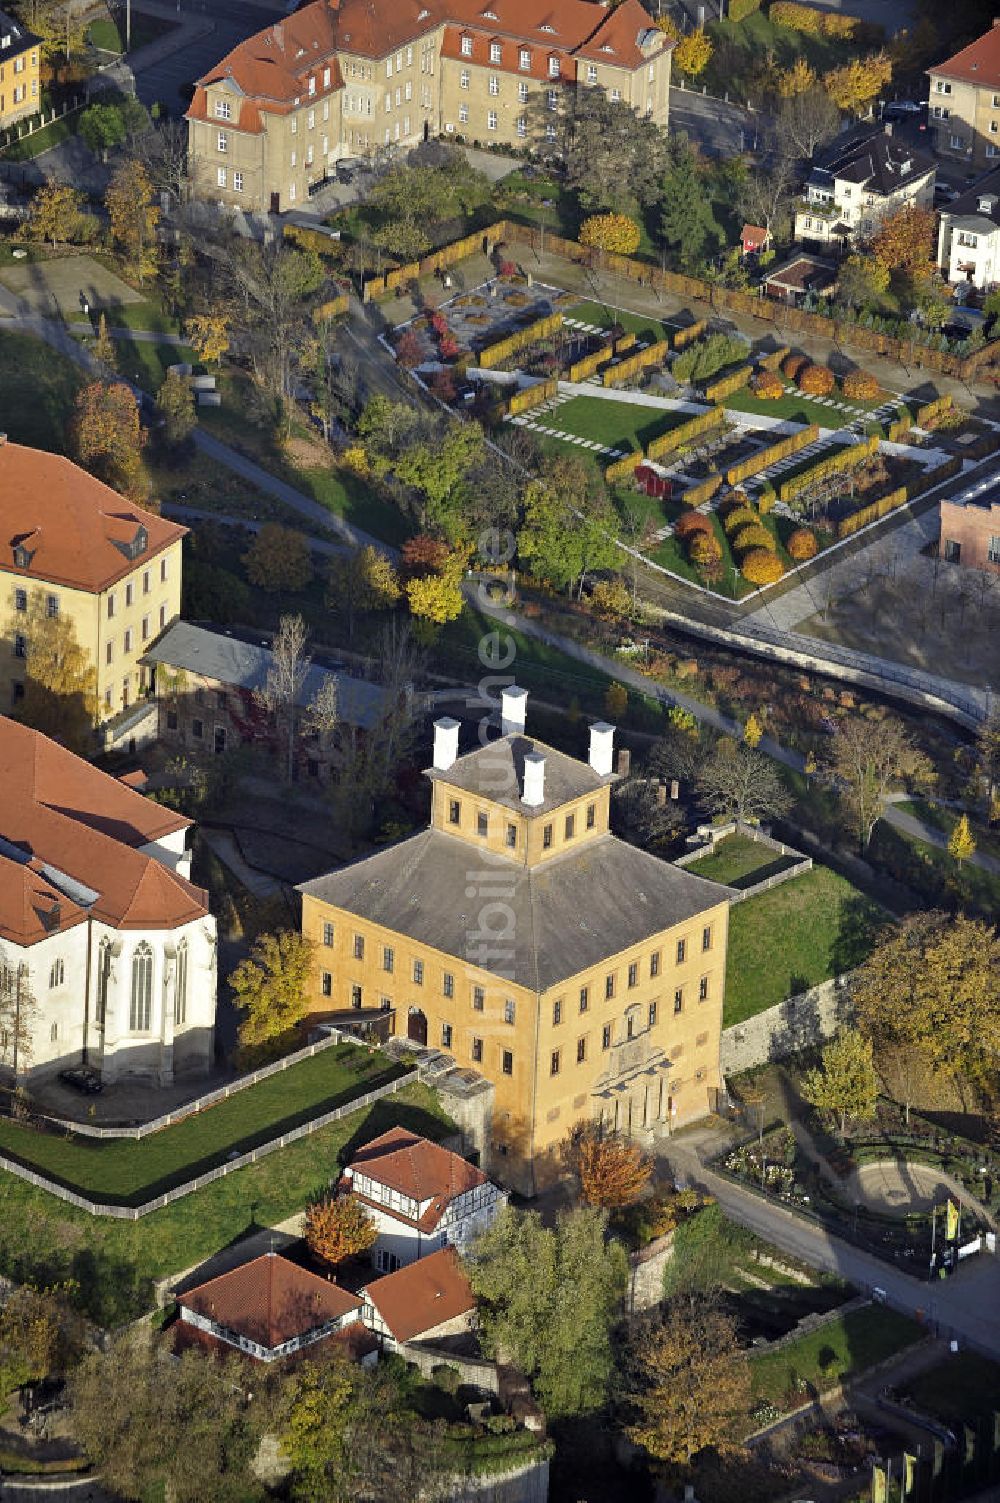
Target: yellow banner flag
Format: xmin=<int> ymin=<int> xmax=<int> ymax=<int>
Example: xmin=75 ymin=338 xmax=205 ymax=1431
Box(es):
xmin=946 ymin=1198 xmax=960 ymax=1240
xmin=872 ymin=1464 xmax=887 ymax=1503
xmin=965 ymin=1424 xmax=976 ymax=1464
xmin=903 ymin=1453 xmax=917 ymax=1496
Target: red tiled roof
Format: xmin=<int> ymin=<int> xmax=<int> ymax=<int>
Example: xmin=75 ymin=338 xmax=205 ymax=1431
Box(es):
xmin=931 ymin=22 xmax=1000 ymax=87
xmin=0 ymin=719 xmax=207 ymax=939
xmin=347 ymin=1127 xmax=487 ymax=1204
xmin=0 ymin=444 xmax=185 ymax=595
xmin=0 ymin=852 xmax=88 ymax=947
xmin=363 ymin=1247 xmax=475 ymax=1342
xmin=180 ymin=1253 xmax=362 ymax=1349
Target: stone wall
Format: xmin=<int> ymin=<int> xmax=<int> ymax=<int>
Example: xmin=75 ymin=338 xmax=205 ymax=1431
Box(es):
xmin=628 ymin=1231 xmax=675 ymax=1312
xmin=398 ymin=1339 xmax=500 ymax=1395
xmin=721 ymin=973 xmax=854 ymax=1075
xmin=446 ymin=1458 xmax=550 ymax=1503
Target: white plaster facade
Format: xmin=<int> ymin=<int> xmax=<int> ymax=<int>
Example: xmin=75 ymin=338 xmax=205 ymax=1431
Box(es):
xmin=344 ymin=1167 xmax=506 ymax=1274
xmin=937 ymin=198 xmax=1000 ymax=288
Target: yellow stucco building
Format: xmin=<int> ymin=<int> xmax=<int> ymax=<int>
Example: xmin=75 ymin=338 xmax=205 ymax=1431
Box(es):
xmin=0 ymin=8 xmax=39 ymax=129
xmin=300 ymin=690 xmax=731 ymax=1194
xmin=0 ymin=441 xmax=185 ymax=726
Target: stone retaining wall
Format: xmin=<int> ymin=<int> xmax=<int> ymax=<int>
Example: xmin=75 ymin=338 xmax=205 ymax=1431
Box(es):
xmin=721 ymin=973 xmax=854 ymax=1075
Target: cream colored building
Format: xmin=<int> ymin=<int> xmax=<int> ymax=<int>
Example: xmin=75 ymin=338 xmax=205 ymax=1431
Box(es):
xmin=0 ymin=8 xmax=39 ymax=129
xmin=928 ymin=22 xmax=1000 ymax=173
xmin=187 ymin=0 xmax=673 ymax=214
xmin=299 ymin=690 xmax=730 ymax=1195
xmin=796 ymin=127 xmax=935 ymax=252
xmin=0 ymin=442 xmax=185 ymax=727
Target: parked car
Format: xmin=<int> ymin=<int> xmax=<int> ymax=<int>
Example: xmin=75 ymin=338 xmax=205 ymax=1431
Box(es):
xmin=883 ymin=99 xmax=924 ymax=118
xmin=58 ymin=1066 xmax=102 ymax=1095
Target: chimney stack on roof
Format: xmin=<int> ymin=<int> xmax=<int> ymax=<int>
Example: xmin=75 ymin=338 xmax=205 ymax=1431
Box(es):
xmin=522 ymin=752 xmax=545 ymax=807
xmin=589 ymin=722 xmax=615 ymax=777
xmin=501 ymin=685 xmax=528 ymax=737
xmin=432 ymin=718 xmax=460 ymax=772
xmin=883 ymin=121 xmax=893 ymax=136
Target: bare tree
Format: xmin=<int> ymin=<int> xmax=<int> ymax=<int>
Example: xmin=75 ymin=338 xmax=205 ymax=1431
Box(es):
xmin=696 ymin=740 xmax=792 ymax=826
xmin=828 ymin=714 xmax=931 ymax=850
xmin=777 ymin=88 xmax=841 ymax=161
xmin=134 ymin=119 xmax=190 ymax=204
xmin=735 ymin=157 xmax=793 ymax=243
xmin=255 ymin=614 xmax=338 ymax=782
xmin=0 ymin=951 xmax=37 ymax=1079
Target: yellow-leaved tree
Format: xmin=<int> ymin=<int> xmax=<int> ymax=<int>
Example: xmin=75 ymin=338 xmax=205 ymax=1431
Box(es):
xmin=776 ymin=57 xmax=817 ymax=97
xmin=230 ymin=931 xmax=315 ymax=1062
xmin=869 ymin=203 xmax=936 ymax=279
xmin=673 ymin=28 xmax=713 ymax=77
xmin=25 ymin=182 xmax=85 ymax=246
xmin=579 ymin=213 xmax=642 ymax=256
xmin=948 ymin=813 xmax=976 ymax=868
xmin=823 ymin=52 xmax=892 ymax=113
xmin=71 ymin=380 xmax=147 ymax=500
xmin=105 ymin=160 xmax=160 ymax=283
xmin=12 ymin=599 xmax=99 ymax=752
xmin=185 ymin=312 xmax=231 ymax=367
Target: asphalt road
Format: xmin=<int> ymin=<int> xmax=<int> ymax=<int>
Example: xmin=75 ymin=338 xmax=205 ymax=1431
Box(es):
xmin=669 ymin=85 xmax=761 ymax=157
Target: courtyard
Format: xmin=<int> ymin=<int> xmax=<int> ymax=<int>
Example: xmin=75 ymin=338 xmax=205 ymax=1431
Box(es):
xmin=0 ymin=252 xmax=143 ymax=318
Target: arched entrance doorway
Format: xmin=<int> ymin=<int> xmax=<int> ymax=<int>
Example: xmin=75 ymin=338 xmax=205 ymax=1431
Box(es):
xmin=407 ymin=1007 xmax=427 ymax=1046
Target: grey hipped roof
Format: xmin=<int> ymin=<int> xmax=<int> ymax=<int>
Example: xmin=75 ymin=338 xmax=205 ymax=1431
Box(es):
xmin=810 ymin=129 xmax=934 ymax=197
xmin=943 ymin=168 xmax=1000 ymax=228
xmin=298 ymin=829 xmax=731 ymax=992
xmin=427 ymin=734 xmax=609 ymax=816
xmin=142 ymin=622 xmax=387 ymax=730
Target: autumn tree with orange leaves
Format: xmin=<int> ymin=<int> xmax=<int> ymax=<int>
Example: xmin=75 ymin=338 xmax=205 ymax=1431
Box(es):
xmin=304 ymin=1192 xmax=377 ymax=1268
xmin=564 ymin=1123 xmax=652 ymax=1209
xmin=71 ymin=381 xmax=147 ymax=501
xmin=869 ymin=204 xmax=936 ymax=279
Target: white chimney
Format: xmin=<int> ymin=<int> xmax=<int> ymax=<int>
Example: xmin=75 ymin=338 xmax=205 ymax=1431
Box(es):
xmin=433 ymin=717 xmax=460 ymax=771
xmin=589 ymin=721 xmax=615 ymax=777
xmin=501 ymin=684 xmax=528 ymax=737
xmin=522 ymin=752 xmax=545 ymax=807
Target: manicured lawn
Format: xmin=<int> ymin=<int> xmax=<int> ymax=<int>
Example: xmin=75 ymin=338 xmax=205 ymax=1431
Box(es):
xmin=0 ymin=1045 xmax=405 ymax=1203
xmin=750 ymin=1305 xmax=922 ymax=1411
xmin=0 ymin=1080 xmax=453 ymax=1324
xmin=703 ymin=9 xmax=856 ymax=102
xmin=544 ymin=394 xmax=698 ymax=456
xmin=0 ymin=330 xmax=82 ymax=449
xmin=1 ymin=109 xmax=81 ymax=161
xmin=563 ymin=300 xmax=673 ymax=345
xmin=108 ymin=337 xmax=197 ymax=394
xmin=68 ymin=299 xmax=184 ymax=337
xmin=899 ymin=1352 xmax=1000 ymax=1427
xmin=718 ymin=864 xmax=887 ymax=1025
xmin=686 ymin=833 xmax=800 ymax=889
xmin=725 ymin=385 xmax=899 ymax=431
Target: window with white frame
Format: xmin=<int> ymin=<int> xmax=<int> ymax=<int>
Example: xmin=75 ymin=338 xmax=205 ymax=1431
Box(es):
xmin=217 ymin=130 xmax=227 ymax=152
xmin=49 ymin=958 xmax=64 ymax=989
xmin=546 ymin=121 xmax=556 ymax=139
xmin=214 ymin=98 xmax=231 ymax=119
xmin=307 ymin=108 xmax=314 ymax=128
xmin=323 ymin=66 xmax=330 ymax=87
xmin=405 ymin=79 xmax=411 ymax=99
xmin=950 ymin=134 xmax=965 ymax=149
xmin=487 ymin=109 xmax=498 ymax=129
xmin=460 ymin=68 xmax=469 ymax=88
xmin=461 ymin=34 xmax=472 ymax=55
xmin=489 ymin=74 xmax=499 ymax=94
xmin=233 ymin=170 xmax=243 ymax=192
xmin=490 ymin=41 xmax=501 ymax=61
xmin=217 ymin=166 xmax=227 ymax=188
xmin=406 ymin=44 xmax=412 ymax=64
xmin=587 ymin=63 xmax=597 ymax=83
xmin=518 ymin=80 xmax=528 ymax=102
xmin=549 ymin=54 xmax=560 ymax=77
xmin=934 ymin=79 xmax=952 ymax=94
xmin=459 ymin=103 xmax=469 ymax=123
xmin=610 ymin=87 xmax=620 ymax=101
xmin=519 ymin=47 xmax=530 ymax=69
xmin=547 ymin=88 xmax=557 ymax=111
xmin=130 ymin=943 xmax=153 ymax=1031
xmin=516 ymin=114 xmax=526 ymax=135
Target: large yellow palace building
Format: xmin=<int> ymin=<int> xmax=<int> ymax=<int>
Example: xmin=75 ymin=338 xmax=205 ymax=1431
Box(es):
xmin=300 ymin=690 xmax=731 ymax=1194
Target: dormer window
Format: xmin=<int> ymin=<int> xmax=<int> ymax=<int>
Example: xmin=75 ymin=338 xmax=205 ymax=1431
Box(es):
xmin=540 ymin=22 xmax=555 ymax=32
xmin=13 ymin=544 xmax=32 ymax=569
xmin=548 ymin=53 xmax=560 ymax=77
xmin=979 ymin=194 xmax=997 ymax=213
xmin=116 ymin=525 xmax=148 ymax=562
xmin=460 ymin=34 xmax=472 ymax=55
xmin=490 ymin=40 xmax=501 ymax=62
xmin=519 ymin=47 xmax=530 ymax=69
xmin=308 ymin=75 xmax=316 ymax=95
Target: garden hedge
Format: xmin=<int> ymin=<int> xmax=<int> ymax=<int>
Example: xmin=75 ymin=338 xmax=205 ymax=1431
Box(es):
xmin=886 ymin=412 xmax=912 ymax=442
xmin=675 ymin=511 xmax=715 ymax=540
xmin=782 ymin=353 xmax=809 ymax=381
xmin=751 ymin=370 xmax=784 ymax=400
xmin=645 ymin=405 xmax=725 ymax=459
xmin=729 ymin=0 xmax=763 ymax=20
xmin=837 ymin=486 xmax=907 ymax=538
xmin=313 ymin=294 xmax=349 ymax=323
xmin=769 ymin=1 xmax=858 ymax=35
xmin=723 ymin=505 xmax=758 ymax=535
xmin=704 ymin=364 xmax=754 ymax=403
xmin=741 ymin=548 xmax=785 ymax=584
xmin=798 ymin=363 xmax=835 ymax=396
xmin=506 ymin=378 xmax=558 ymax=417
xmin=479 ymin=312 xmax=563 ymax=370
xmin=602 ymin=338 xmax=670 ymax=386
xmin=725 ymin=423 xmax=819 ymax=486
xmin=778 ymin=435 xmax=879 ymax=503
xmin=842 ymin=370 xmax=880 ymax=400
xmin=731 ymin=523 xmax=775 ymax=554
xmin=673 ymin=318 xmax=709 ymax=351
xmin=759 ymin=345 xmax=790 ymax=372
xmin=683 ymin=474 xmax=723 ymax=506
xmin=915 ymin=394 xmax=954 ymax=427
xmin=568 ymin=344 xmax=614 ymax=382
xmin=614 ymin=332 xmax=637 ymax=355
xmin=787 ymin=526 xmax=818 ymax=560
xmin=604 ymin=449 xmax=645 ymax=484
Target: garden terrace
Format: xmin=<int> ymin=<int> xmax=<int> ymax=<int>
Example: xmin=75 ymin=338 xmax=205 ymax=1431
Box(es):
xmin=749 ymin=1305 xmax=922 ymax=1416
xmin=0 ymin=1044 xmax=408 ymax=1205
xmin=683 ymin=832 xmax=801 ymax=889
xmin=0 ymin=1080 xmax=454 ymax=1325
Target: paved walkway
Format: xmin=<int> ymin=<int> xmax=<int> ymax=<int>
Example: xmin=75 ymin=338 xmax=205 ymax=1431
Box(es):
xmin=882 ymin=801 xmax=1000 ymax=877
xmin=162 ymin=503 xmax=351 ymax=554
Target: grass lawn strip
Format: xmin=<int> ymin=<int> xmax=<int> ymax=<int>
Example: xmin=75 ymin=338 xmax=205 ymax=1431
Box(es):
xmin=562 ymin=299 xmax=673 ymax=345
xmin=750 ymin=1305 xmax=922 ymax=1412
xmin=546 ymin=394 xmax=696 ymax=455
xmin=685 ymin=832 xmax=800 ymax=889
xmin=894 ymin=798 xmax=1000 ymax=863
xmin=0 ymin=1081 xmax=453 ymax=1324
xmin=0 ymin=1044 xmax=404 ymax=1203
xmin=714 ymin=864 xmax=887 ymax=1025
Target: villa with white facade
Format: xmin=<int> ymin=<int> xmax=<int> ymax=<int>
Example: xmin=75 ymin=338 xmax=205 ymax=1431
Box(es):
xmin=341 ymin=1126 xmax=506 ymax=1274
xmin=0 ymin=718 xmax=217 ymax=1085
xmin=937 ymin=171 xmax=1000 ymax=288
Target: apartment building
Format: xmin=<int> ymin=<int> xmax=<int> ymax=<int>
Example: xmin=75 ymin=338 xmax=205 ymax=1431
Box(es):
xmin=937 ymin=169 xmax=1000 ymax=288
xmin=299 ymin=690 xmax=730 ymax=1194
xmin=0 ymin=7 xmax=39 ymax=129
xmin=0 ymin=442 xmax=185 ymax=726
xmin=940 ymin=488 xmax=1000 ymax=573
xmin=795 ymin=126 xmax=935 ymax=251
xmin=0 ymin=717 xmax=217 ymax=1085
xmin=187 ymin=0 xmax=673 ymax=213
xmin=928 ymin=21 xmax=1000 ymax=173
